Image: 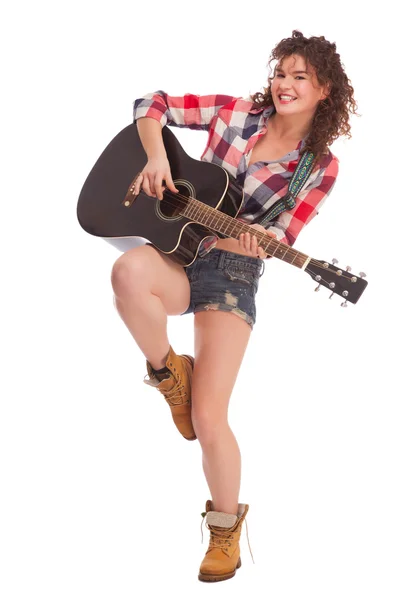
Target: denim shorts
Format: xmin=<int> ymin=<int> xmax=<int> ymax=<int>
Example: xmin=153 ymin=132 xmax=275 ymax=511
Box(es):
xmin=181 ymin=248 xmax=265 ymax=329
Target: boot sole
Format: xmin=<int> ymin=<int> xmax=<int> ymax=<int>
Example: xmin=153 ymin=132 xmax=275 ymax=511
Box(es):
xmin=198 ymin=556 xmax=241 ymax=582
xmin=181 ymin=355 xmax=197 ymax=441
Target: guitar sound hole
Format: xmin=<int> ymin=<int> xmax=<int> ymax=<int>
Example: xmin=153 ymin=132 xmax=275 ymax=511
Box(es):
xmin=158 ymin=181 xmax=192 ymax=219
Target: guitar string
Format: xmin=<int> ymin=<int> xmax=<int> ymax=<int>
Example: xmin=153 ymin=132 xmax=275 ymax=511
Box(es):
xmin=160 ymin=189 xmax=319 ymax=266
xmin=131 ymin=188 xmax=359 ymax=299
xmin=130 ymin=185 xmax=358 ymax=285
xmin=155 ymin=188 xmax=358 ymax=281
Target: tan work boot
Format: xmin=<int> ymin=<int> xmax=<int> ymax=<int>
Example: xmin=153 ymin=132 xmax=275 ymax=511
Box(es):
xmin=143 ymin=345 xmax=197 ymax=441
xmin=198 ymin=499 xmax=254 ymax=582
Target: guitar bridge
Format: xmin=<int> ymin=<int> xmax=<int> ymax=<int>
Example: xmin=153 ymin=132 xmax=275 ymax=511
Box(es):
xmin=123 ymin=172 xmax=142 ymax=207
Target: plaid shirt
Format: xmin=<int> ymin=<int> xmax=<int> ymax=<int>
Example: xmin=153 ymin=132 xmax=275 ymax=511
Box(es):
xmin=133 ymin=91 xmax=339 ymax=257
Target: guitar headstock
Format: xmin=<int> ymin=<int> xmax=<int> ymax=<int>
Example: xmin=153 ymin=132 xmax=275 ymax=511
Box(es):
xmin=305 ymin=258 xmax=368 ymax=305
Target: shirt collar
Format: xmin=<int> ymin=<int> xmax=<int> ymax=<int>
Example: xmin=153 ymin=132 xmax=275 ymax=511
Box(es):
xmin=248 ymin=102 xmax=308 ymax=150
xmin=248 ymin=103 xmax=275 ymax=117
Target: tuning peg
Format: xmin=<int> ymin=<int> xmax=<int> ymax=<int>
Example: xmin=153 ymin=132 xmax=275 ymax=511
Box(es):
xmin=329 ymin=292 xmax=335 ymax=299
xmin=346 ymin=266 xmax=352 ymax=272
xmin=359 ymin=271 xmax=366 ymax=278
xmin=332 ymin=258 xmax=339 ymax=265
xmin=315 ymin=284 xmax=321 ymax=292
xmin=341 ymin=300 xmax=348 ymax=307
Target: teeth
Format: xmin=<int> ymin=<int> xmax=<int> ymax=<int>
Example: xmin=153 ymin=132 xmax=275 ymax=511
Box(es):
xmin=280 ymin=95 xmax=296 ymax=101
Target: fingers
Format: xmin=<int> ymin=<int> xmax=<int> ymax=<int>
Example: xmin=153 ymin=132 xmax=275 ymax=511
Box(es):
xmin=154 ymin=174 xmax=164 ymax=200
xmin=165 ymin=174 xmax=179 ymax=194
xmin=133 ymin=171 xmax=178 ymax=200
xmin=135 ymin=172 xmax=161 ymax=199
xmin=156 ymin=173 xmax=179 ymax=200
xmin=238 ymin=231 xmax=266 ymax=258
xmin=133 ymin=173 xmax=143 ymax=195
xmin=141 ymin=173 xmax=154 ymax=197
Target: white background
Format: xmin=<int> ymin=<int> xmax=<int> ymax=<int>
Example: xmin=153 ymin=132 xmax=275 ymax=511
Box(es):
xmin=1 ymin=1 xmax=399 ymax=598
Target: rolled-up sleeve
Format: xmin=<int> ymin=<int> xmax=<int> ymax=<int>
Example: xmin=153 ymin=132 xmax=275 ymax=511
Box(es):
xmin=133 ymin=90 xmax=238 ymax=131
xmin=265 ymin=155 xmax=340 ymax=246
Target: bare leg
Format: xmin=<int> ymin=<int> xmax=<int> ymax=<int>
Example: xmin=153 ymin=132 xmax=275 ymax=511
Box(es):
xmin=111 ymin=245 xmax=191 ymax=369
xmin=201 ymin=425 xmax=242 ymax=516
xmin=191 ymin=310 xmax=252 ymax=515
xmin=113 ymin=289 xmax=170 ymax=370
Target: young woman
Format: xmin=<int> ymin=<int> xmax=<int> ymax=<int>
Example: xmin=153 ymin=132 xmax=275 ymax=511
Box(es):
xmin=111 ymin=30 xmax=358 ymax=582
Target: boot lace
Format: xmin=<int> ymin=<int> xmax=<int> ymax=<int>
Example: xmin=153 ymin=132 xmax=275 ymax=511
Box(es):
xmin=158 ymin=376 xmax=187 ymax=405
xmin=148 ymin=367 xmax=188 ymax=406
xmin=200 ymin=512 xmax=255 ymax=564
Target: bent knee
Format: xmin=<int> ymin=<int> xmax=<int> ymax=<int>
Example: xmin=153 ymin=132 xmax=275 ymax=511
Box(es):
xmin=111 ymin=249 xmax=150 ymax=295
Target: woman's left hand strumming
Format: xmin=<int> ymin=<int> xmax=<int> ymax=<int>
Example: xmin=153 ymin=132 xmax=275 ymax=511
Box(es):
xmin=237 ymin=222 xmax=277 ymax=259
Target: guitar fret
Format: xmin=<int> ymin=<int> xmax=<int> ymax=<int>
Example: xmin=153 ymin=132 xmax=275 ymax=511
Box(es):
xmin=279 ymin=246 xmax=290 ymax=260
xmin=221 ymin=218 xmax=230 ymax=234
xmin=183 ymin=201 xmax=193 ymax=218
xmin=192 ymin=203 xmax=202 ymax=221
xmin=190 ymin=204 xmax=201 ymax=222
xmin=273 ymin=246 xmax=294 ymax=262
xmin=269 ymin=243 xmax=280 ymax=257
xmin=263 ymin=237 xmax=274 ymax=252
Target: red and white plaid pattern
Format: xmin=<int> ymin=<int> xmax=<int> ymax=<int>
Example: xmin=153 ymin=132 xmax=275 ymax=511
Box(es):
xmin=133 ymin=91 xmax=339 ymax=257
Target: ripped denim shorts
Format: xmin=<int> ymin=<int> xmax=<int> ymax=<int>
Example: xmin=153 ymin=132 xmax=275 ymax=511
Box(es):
xmin=181 ymin=248 xmax=265 ymax=330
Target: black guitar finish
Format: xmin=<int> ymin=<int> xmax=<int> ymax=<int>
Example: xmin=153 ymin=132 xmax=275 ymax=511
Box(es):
xmin=77 ymin=123 xmax=244 ymax=266
xmin=77 ymin=123 xmax=368 ymax=304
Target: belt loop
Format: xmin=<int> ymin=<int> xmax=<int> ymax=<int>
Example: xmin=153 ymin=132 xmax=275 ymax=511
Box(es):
xmin=260 ymin=260 xmax=265 ymax=277
xmin=217 ymin=250 xmax=226 ymax=270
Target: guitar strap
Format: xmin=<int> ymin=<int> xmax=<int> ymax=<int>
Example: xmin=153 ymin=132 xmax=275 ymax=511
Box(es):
xmin=256 ymin=150 xmax=315 ymax=227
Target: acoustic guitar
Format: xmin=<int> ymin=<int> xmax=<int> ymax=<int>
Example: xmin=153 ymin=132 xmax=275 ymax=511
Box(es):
xmin=77 ymin=123 xmax=368 ymax=306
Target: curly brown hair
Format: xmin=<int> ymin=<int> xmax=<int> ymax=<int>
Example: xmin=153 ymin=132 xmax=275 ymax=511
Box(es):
xmin=250 ymin=30 xmax=359 ymax=165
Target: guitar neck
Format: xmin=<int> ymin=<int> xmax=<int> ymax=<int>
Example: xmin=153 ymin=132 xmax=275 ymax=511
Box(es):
xmin=182 ymin=195 xmax=311 ymax=270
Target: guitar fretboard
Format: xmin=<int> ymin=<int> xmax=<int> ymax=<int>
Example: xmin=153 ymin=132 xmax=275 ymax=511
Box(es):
xmin=182 ymin=196 xmax=310 ymax=269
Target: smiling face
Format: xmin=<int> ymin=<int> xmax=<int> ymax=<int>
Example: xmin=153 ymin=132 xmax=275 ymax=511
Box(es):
xmin=271 ymin=54 xmax=329 ymax=118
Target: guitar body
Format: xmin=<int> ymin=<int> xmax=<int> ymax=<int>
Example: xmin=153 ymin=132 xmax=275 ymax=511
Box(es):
xmin=77 ymin=123 xmax=244 ymax=266
xmin=77 ymin=122 xmax=368 ymax=304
